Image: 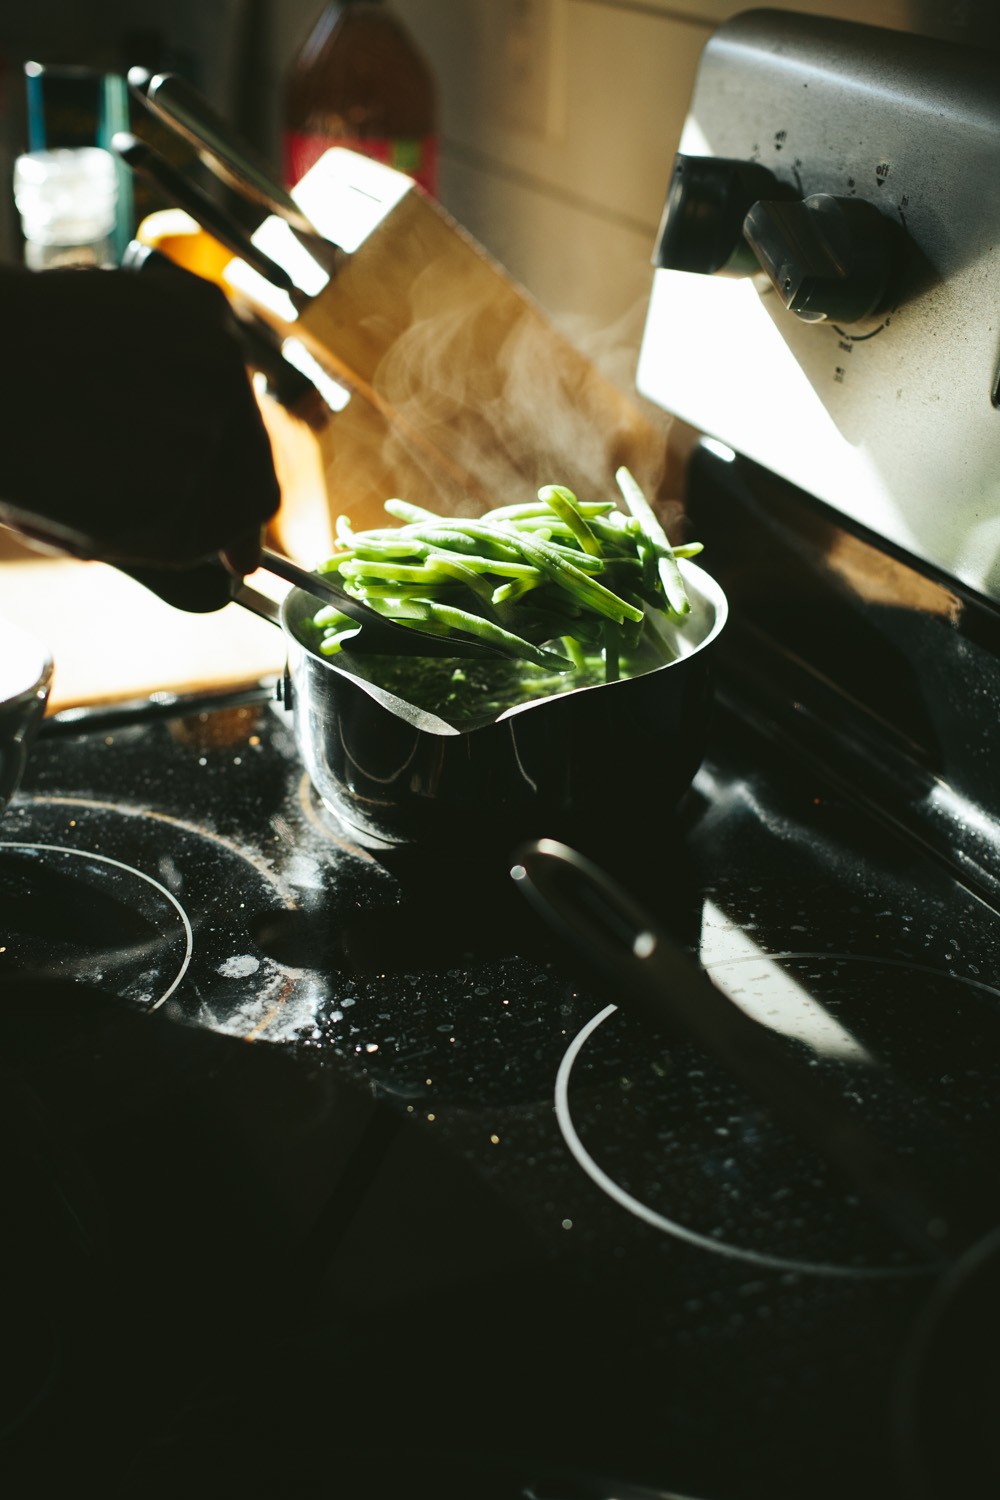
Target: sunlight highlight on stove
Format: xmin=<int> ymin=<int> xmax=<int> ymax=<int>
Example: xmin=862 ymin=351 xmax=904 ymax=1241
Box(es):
xmin=699 ymin=899 xmax=874 ymax=1065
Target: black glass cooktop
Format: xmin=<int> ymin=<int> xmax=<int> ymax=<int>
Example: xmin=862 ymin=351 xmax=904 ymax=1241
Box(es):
xmin=4 ymin=659 xmax=1000 ymax=1500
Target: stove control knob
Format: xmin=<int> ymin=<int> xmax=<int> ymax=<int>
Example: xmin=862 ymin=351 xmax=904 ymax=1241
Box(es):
xmin=742 ymin=193 xmax=897 ymax=323
xmin=653 ymin=154 xmax=794 ymax=277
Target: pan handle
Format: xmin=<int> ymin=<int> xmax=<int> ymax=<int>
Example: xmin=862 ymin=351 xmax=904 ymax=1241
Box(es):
xmin=511 ymin=838 xmax=982 ymax=1264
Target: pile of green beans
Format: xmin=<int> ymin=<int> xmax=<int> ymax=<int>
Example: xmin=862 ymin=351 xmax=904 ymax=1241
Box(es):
xmin=311 ymin=467 xmax=703 ymax=684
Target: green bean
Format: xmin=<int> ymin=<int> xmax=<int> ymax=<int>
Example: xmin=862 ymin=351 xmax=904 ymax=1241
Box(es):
xmin=586 ymin=515 xmax=641 ymax=551
xmin=527 ymin=538 xmax=606 ymax=572
xmin=340 ymin=560 xmax=441 ymax=584
xmin=384 ymin=498 xmax=441 ymax=525
xmin=615 ymin=466 xmax=689 ymax=615
xmin=318 ymin=630 xmax=360 ymax=655
xmin=511 ymin=531 xmax=643 ymax=624
xmin=484 ymin=499 xmax=615 ymax=521
xmin=350 ymin=541 xmax=424 ymax=561
xmin=617 ymin=598 xmax=646 ymax=653
xmin=364 ymin=597 xmax=435 ymax=619
xmin=424 ymin=519 xmax=527 ymax=560
xmin=313 ymin=605 xmax=354 ymax=627
xmin=503 ymin=516 xmax=577 ymax=536
xmin=318 ymin=550 xmax=356 ymax=573
xmin=396 ymin=526 xmax=483 ymax=555
xmin=491 ymin=576 xmax=546 ymax=606
xmin=312 ymin=483 xmax=706 ymax=688
xmin=348 ymin=525 xmax=419 ymax=542
xmin=537 ymin=484 xmax=602 ymax=557
xmin=598 ymin=556 xmax=643 ymax=580
xmin=424 ymin=556 xmax=499 ymax=614
xmin=423 ymin=550 xmax=539 ymax=579
xmin=424 ymin=603 xmax=574 ymax=670
xmin=636 ymin=535 xmax=658 ymax=597
xmin=346 ymin=581 xmax=454 ymax=599
xmin=561 ymin=634 xmax=587 ymax=670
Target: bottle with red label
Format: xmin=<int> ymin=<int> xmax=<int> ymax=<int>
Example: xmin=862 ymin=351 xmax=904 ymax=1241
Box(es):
xmin=282 ymin=0 xmax=439 ymax=196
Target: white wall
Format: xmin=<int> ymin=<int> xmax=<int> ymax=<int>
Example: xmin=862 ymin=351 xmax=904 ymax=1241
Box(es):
xmin=373 ymin=0 xmax=1000 ymax=393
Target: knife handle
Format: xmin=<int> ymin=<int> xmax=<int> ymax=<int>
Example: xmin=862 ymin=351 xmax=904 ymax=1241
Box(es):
xmin=111 ymin=131 xmax=296 ymax=296
xmin=128 ymin=68 xmax=315 ymax=238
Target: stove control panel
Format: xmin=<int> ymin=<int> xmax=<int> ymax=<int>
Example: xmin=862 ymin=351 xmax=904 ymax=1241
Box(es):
xmin=637 ymin=11 xmax=1000 ymax=602
xmin=657 ymin=156 xmax=899 ymax=326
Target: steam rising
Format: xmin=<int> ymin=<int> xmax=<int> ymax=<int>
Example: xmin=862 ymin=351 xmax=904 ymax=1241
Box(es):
xmin=369 ymin=260 xmax=675 ymax=524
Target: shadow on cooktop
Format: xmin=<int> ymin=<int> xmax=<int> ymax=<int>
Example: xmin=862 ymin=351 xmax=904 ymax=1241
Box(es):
xmin=250 ymin=804 xmax=702 ymax=979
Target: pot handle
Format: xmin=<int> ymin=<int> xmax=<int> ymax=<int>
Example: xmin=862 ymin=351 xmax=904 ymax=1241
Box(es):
xmin=510 ymin=838 xmax=976 ymax=1264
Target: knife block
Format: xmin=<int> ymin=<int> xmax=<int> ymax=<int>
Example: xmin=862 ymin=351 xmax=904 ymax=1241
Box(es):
xmin=226 ymin=149 xmax=676 ymax=523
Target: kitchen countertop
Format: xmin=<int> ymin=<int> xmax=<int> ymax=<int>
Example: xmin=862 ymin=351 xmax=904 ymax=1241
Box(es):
xmin=0 ymin=532 xmax=285 ymax=711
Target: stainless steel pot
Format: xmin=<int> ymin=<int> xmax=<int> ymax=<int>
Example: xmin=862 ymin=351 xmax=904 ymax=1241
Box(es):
xmin=274 ymin=559 xmax=728 ymax=848
xmin=0 ymin=618 xmax=53 ymax=818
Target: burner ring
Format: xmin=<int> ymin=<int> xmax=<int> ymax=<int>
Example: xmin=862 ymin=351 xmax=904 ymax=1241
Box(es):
xmin=553 ymin=953 xmax=970 ymax=1282
xmin=0 ymin=840 xmax=194 ymax=1009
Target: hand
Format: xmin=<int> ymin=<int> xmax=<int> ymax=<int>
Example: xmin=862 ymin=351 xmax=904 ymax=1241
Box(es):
xmin=0 ymin=263 xmax=280 ymax=605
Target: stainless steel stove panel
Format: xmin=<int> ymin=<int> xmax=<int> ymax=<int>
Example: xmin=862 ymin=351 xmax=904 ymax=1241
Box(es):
xmin=637 ymin=9 xmax=1000 ymax=600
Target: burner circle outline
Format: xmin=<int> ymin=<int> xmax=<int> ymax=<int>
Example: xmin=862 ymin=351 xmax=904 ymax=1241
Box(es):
xmin=0 ymin=840 xmax=193 ymax=1009
xmin=555 ymin=997 xmax=932 ymax=1281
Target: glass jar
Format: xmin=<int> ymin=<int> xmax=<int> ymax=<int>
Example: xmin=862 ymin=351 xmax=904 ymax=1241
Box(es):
xmin=13 ymin=147 xmax=118 ymax=270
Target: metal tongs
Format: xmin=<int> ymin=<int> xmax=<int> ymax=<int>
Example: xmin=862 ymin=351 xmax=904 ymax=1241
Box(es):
xmin=243 ymin=549 xmax=511 ymax=660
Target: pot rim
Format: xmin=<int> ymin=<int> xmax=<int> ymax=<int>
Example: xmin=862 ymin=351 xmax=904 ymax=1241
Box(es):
xmin=280 ymin=557 xmax=729 ymax=738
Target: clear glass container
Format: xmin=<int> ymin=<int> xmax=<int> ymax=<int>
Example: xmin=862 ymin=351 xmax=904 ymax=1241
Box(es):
xmin=13 ymin=147 xmax=118 ymax=270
